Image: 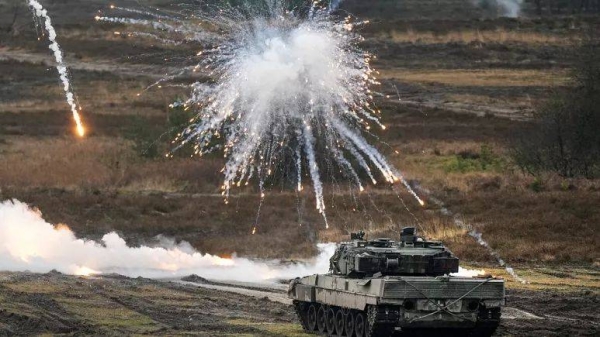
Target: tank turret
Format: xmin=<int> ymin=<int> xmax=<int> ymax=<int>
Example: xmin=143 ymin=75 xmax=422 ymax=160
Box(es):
xmin=329 ymin=227 xmax=459 ymax=278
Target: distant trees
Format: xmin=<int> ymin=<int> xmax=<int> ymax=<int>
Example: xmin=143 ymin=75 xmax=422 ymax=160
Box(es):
xmin=527 ymin=0 xmax=600 ymax=15
xmin=3 ymin=0 xmax=23 ymax=35
xmin=512 ymin=34 xmax=600 ymax=178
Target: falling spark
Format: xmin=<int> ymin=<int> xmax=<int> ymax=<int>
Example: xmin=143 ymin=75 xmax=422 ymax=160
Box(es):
xmin=27 ymin=0 xmax=85 ymax=137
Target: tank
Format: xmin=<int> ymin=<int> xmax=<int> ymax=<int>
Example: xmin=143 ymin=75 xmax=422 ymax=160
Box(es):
xmin=288 ymin=228 xmax=504 ymax=337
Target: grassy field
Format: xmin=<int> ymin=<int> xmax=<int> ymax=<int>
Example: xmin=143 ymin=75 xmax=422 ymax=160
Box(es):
xmin=0 ymin=268 xmax=597 ymax=336
xmin=0 ymin=0 xmax=599 ymax=270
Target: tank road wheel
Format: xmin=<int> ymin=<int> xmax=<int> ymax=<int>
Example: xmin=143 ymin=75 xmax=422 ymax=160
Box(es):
xmin=326 ymin=307 xmax=336 ymax=335
xmin=345 ymin=311 xmax=355 ymax=337
xmin=307 ymin=304 xmax=318 ymax=332
xmin=317 ymin=306 xmax=327 ymax=333
xmin=355 ymin=312 xmax=366 ymax=337
xmin=334 ymin=309 xmax=345 ymax=336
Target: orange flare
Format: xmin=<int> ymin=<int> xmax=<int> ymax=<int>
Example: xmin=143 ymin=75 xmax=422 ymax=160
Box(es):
xmin=73 ymin=110 xmax=85 ymax=137
xmin=55 ymin=223 xmax=72 ymax=232
xmin=74 ymin=266 xmax=99 ymax=276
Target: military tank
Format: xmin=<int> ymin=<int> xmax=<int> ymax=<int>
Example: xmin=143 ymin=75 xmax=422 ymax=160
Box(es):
xmin=289 ymin=228 xmax=504 ymax=337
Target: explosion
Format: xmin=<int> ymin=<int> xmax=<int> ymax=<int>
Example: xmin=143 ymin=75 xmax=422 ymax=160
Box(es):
xmin=96 ymin=0 xmax=423 ymax=227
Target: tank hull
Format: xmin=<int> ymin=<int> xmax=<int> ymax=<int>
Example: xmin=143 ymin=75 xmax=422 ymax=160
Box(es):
xmin=290 ymin=274 xmax=504 ymax=336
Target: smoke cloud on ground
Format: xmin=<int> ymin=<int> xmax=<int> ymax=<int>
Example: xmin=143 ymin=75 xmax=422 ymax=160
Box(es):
xmin=474 ymin=0 xmax=524 ymax=17
xmin=0 ymin=200 xmax=489 ymax=281
xmin=0 ymin=200 xmax=335 ymax=282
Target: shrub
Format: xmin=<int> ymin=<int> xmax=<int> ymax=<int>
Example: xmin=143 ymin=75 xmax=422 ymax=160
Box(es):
xmin=126 ymin=116 xmax=161 ymax=159
xmin=444 ymin=144 xmax=504 ymax=173
xmin=166 ymin=104 xmax=197 ymax=158
xmin=529 ymin=177 xmax=543 ymax=192
xmin=512 ymin=34 xmax=600 ymax=178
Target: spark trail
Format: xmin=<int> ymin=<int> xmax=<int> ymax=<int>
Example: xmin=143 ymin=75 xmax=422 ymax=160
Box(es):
xmin=27 ymin=0 xmax=85 ymax=137
xmin=97 ymin=0 xmax=423 ymax=226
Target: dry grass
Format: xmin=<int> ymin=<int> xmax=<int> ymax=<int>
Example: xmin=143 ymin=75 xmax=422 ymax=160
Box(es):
xmin=473 ymin=265 xmax=600 ymax=293
xmin=0 ymin=137 xmax=223 ymax=193
xmin=370 ymin=137 xmax=600 ymax=265
xmin=446 ymin=93 xmax=537 ymax=109
xmin=0 ymin=137 xmax=132 ymax=189
xmin=2 ymin=134 xmax=598 ymax=265
xmin=379 ymin=68 xmax=569 ymax=87
xmin=382 ymin=28 xmax=577 ymax=46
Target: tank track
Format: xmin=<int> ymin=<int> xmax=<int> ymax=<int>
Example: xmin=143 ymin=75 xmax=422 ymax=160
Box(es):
xmin=469 ymin=306 xmax=500 ymax=337
xmin=468 ymin=326 xmax=498 ymax=337
xmin=293 ymin=301 xmax=500 ymax=337
xmin=293 ymin=301 xmax=398 ymax=336
xmin=292 ymin=300 xmax=311 ymax=332
xmin=365 ymin=305 xmax=396 ymax=337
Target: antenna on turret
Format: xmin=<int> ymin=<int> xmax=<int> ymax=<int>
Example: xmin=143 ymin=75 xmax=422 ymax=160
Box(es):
xmin=350 ymin=230 xmax=365 ymax=241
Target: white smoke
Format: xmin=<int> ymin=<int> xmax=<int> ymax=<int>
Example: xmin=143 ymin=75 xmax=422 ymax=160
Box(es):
xmin=452 ymin=267 xmax=486 ymax=278
xmin=329 ymin=0 xmax=343 ymax=11
xmin=500 ymin=0 xmax=524 ymax=17
xmin=0 ymin=200 xmax=335 ymax=282
xmin=474 ymin=0 xmax=524 ymax=17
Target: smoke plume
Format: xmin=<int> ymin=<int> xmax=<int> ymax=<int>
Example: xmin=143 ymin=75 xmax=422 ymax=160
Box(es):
xmin=474 ymin=0 xmax=524 ymax=17
xmin=0 ymin=200 xmax=334 ymax=282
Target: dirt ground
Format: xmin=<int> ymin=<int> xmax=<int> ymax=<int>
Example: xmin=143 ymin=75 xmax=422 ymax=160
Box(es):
xmin=0 ymin=271 xmax=297 ymax=336
xmin=0 ymin=271 xmax=598 ymax=336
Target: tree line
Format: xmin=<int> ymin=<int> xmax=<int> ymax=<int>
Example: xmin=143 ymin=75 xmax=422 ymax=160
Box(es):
xmin=528 ymin=0 xmax=600 ymax=15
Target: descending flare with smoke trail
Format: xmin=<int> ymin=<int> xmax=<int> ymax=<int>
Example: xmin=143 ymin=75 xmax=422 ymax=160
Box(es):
xmin=27 ymin=0 xmax=86 ymax=137
xmin=96 ymin=0 xmax=423 ymax=227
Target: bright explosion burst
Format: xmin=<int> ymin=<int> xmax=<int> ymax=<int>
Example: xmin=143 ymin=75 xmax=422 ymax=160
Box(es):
xmin=96 ymin=0 xmax=424 ymax=227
